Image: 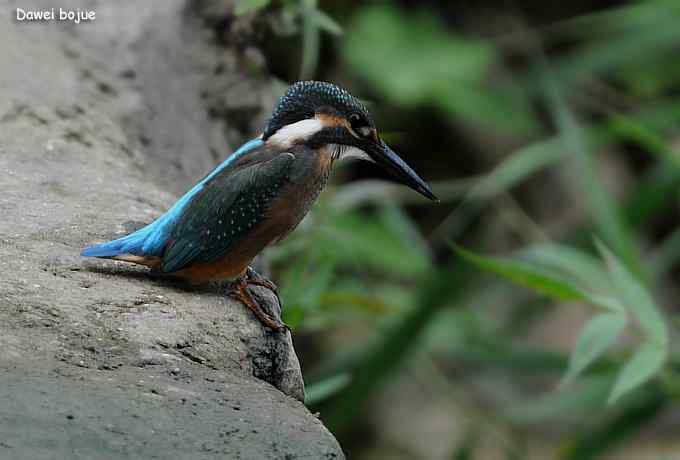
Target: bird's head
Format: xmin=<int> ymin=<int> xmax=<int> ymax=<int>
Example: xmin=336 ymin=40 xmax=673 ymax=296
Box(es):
xmin=263 ymin=81 xmax=438 ymax=202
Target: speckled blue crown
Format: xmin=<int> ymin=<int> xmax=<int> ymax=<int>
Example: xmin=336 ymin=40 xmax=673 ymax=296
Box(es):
xmin=263 ymin=81 xmax=372 ymax=139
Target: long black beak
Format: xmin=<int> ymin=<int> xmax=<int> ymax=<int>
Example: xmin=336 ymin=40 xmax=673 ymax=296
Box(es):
xmin=367 ymin=139 xmax=438 ymax=202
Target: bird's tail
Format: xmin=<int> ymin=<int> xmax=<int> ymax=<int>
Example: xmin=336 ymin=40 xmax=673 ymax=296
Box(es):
xmin=82 ymin=209 xmax=172 ymax=270
xmin=81 ymin=229 xmax=163 ymax=268
xmin=81 ymin=238 xmax=129 ymax=257
xmin=81 ymin=225 xmax=154 ymax=258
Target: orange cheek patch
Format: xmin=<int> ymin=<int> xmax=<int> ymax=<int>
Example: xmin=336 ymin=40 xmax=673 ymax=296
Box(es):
xmin=315 ymin=113 xmax=351 ymax=131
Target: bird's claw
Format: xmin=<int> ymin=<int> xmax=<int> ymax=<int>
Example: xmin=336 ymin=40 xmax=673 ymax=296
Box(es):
xmin=243 ymin=267 xmax=284 ymax=315
xmin=245 ymin=266 xmax=278 ymax=292
xmin=227 ymin=276 xmax=289 ymax=333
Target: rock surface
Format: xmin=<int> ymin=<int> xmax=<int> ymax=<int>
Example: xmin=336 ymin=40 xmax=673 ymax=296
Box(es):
xmin=0 ymin=1 xmax=343 ymax=458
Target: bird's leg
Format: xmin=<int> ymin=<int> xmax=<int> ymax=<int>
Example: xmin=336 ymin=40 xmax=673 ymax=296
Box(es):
xmin=244 ymin=266 xmax=285 ymax=310
xmin=245 ymin=266 xmax=278 ymax=292
xmin=227 ymin=275 xmax=288 ymax=332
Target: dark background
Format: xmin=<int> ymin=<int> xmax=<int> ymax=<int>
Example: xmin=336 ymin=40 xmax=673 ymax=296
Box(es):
xmin=235 ymin=0 xmax=680 ymax=458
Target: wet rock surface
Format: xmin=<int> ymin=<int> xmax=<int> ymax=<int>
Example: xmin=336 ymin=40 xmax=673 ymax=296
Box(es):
xmin=0 ymin=1 xmax=343 ymax=458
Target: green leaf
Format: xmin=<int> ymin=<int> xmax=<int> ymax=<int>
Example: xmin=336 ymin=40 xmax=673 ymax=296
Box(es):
xmin=539 ymin=66 xmax=642 ymax=278
xmin=593 ymin=241 xmax=668 ymax=402
xmin=324 ymin=208 xmax=431 ymax=277
xmin=608 ymin=340 xmax=666 ymax=403
xmin=507 ymin=376 xmax=611 ymax=424
xmin=299 ymin=0 xmax=321 ymax=79
xmin=562 ymin=312 xmax=627 ymax=387
xmin=518 ymin=243 xmax=610 ymax=292
xmin=463 ymin=96 xmax=680 ymax=209
xmin=453 ymin=245 xmax=586 ymax=301
xmin=551 ymin=11 xmax=680 ymax=85
xmin=305 ymin=372 xmax=351 ymax=406
xmin=234 ymin=0 xmax=270 ymax=16
xmin=343 ymin=5 xmax=535 ymax=133
xmin=468 ymin=138 xmax=564 ymax=200
xmin=454 ymin=245 xmax=625 ymax=313
xmin=309 ymin=8 xmax=343 ymax=35
xmin=596 ymin=241 xmax=667 ymax=343
xmin=444 ymin=336 xmax=569 ymax=374
xmin=605 ymin=114 xmax=680 ymax=171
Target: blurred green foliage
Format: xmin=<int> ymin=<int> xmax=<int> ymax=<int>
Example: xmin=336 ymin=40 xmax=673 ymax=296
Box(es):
xmin=247 ymin=0 xmax=680 ymax=458
xmin=456 ymin=240 xmax=669 ymax=404
xmin=237 ymin=0 xmax=342 ymax=79
xmin=343 ymin=6 xmax=536 ymax=134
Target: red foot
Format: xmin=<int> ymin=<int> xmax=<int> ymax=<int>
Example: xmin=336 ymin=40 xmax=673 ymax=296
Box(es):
xmin=227 ymin=273 xmax=288 ymax=332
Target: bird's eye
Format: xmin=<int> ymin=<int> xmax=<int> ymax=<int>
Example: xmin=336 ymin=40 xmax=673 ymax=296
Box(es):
xmin=349 ymin=113 xmax=371 ymax=138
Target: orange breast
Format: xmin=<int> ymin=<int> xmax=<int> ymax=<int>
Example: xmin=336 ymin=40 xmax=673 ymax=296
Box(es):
xmin=174 ymin=222 xmax=275 ymax=282
xmin=175 ymin=148 xmax=333 ymax=283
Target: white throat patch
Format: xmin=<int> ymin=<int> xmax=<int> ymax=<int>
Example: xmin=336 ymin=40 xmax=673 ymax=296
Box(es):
xmin=267 ymin=118 xmax=324 ymax=148
xmin=329 ymin=144 xmax=373 ymax=162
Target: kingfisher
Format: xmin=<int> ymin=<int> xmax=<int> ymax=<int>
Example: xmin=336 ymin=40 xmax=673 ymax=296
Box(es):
xmin=82 ymin=81 xmax=437 ymax=331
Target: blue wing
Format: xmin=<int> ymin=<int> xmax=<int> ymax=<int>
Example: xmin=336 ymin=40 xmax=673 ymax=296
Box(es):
xmin=81 ymin=138 xmax=265 ymax=258
xmin=160 ymin=152 xmax=295 ymax=272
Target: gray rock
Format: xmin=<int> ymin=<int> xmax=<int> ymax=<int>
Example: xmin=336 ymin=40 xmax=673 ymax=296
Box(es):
xmin=0 ymin=1 xmax=343 ymax=458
